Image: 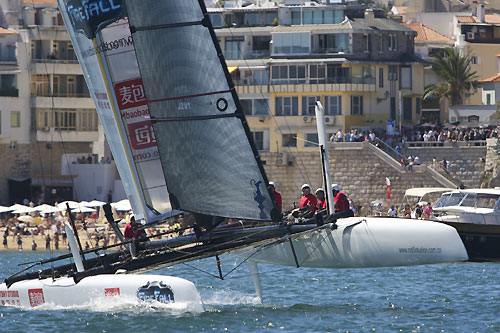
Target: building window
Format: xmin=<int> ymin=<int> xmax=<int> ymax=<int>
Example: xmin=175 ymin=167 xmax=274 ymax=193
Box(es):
xmin=400 ymin=66 xmax=412 ymax=89
xmin=309 ymin=64 xmax=326 ymax=84
xmin=275 ymin=96 xmax=298 ymax=116
xmin=224 ymin=37 xmax=244 ymax=60
xmin=379 ymin=35 xmax=383 ymax=52
xmin=324 ymin=95 xmax=342 ymax=115
xmin=302 ymin=96 xmax=321 ymax=115
xmin=487 ymin=93 xmax=491 ymax=105
xmin=252 ymin=130 xmax=270 ymax=151
xmin=388 ymin=34 xmax=397 ymax=51
xmin=471 ymin=56 xmax=479 ymax=65
xmin=351 ymin=96 xmax=363 ymax=115
xmin=273 ymin=32 xmax=310 ymax=55
xmin=282 ymin=134 xmax=296 ymax=147
xmin=55 ymin=110 xmax=77 ymax=130
xmin=241 ymin=99 xmax=252 ymax=115
xmin=379 ymin=68 xmax=384 ymax=88
xmin=388 ymin=65 xmax=397 ymax=81
xmin=271 ymin=65 xmax=306 ymax=84
xmin=416 ymin=97 xmax=421 ymax=114
xmin=241 ymin=99 xmax=269 ymax=116
xmin=305 ymin=133 xmax=319 ymax=147
xmin=403 ymin=97 xmax=412 ymax=121
xmin=10 ymin=111 xmax=20 ymax=127
xmin=363 ymin=34 xmax=369 ymax=52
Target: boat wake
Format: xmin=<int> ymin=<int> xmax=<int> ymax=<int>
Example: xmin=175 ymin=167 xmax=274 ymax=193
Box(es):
xmin=22 ymin=295 xmax=204 ymax=315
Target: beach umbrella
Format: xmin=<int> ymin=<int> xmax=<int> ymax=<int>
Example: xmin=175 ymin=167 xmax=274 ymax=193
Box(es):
xmin=57 ymin=201 xmax=80 ymax=209
xmin=417 ymin=201 xmax=428 ymax=206
xmin=17 ymin=215 xmax=35 ymax=223
xmin=9 ymin=204 xmax=28 ymax=211
xmin=72 ymin=206 xmax=96 ymax=213
xmin=112 ymin=199 xmax=131 ymax=211
xmin=40 ymin=206 xmax=65 ymax=215
xmin=0 ymin=205 xmax=13 ymax=213
xmin=35 ymin=204 xmax=56 ymax=212
xmin=85 ymin=200 xmax=106 ymax=207
xmin=12 ymin=206 xmax=38 ymax=214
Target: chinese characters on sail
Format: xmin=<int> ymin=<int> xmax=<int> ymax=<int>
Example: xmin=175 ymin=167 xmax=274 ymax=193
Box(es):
xmin=114 ymin=78 xmax=159 ymax=161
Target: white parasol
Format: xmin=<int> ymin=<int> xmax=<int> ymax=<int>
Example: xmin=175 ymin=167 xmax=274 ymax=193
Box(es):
xmin=12 ymin=206 xmax=38 ymax=214
xmin=112 ymin=199 xmax=131 ymax=211
xmin=17 ymin=215 xmax=35 ymax=223
xmin=0 ymin=205 xmax=13 ymax=213
xmin=72 ymin=206 xmax=96 ymax=213
xmin=84 ymin=200 xmax=106 ymax=207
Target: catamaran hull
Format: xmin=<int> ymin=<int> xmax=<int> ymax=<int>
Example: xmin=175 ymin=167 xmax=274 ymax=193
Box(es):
xmin=0 ymin=274 xmax=204 ymax=312
xmin=240 ymin=217 xmax=468 ymax=268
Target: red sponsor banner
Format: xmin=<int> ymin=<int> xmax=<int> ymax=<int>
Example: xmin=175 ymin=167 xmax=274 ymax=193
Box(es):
xmin=128 ymin=120 xmax=157 ymax=150
xmin=114 ymin=78 xmax=148 ymax=110
xmin=104 ymin=288 xmax=120 ymax=296
xmin=28 ymin=289 xmax=45 ymax=307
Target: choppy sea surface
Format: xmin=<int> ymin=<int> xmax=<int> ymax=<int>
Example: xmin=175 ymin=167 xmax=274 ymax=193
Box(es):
xmin=0 ymin=251 xmax=499 ymax=332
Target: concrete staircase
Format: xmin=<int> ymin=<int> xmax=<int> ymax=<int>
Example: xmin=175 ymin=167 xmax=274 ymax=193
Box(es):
xmin=261 ymin=141 xmax=466 ymax=213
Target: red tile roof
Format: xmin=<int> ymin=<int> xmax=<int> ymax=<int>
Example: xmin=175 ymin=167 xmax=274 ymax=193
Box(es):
xmin=479 ymin=73 xmax=500 ymax=82
xmin=457 ymin=14 xmax=500 ymax=24
xmin=402 ymin=23 xmax=453 ymax=42
xmin=0 ymin=27 xmax=18 ymax=35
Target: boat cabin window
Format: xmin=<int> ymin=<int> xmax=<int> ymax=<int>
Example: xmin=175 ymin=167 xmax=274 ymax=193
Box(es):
xmin=434 ymin=193 xmax=463 ymax=208
xmin=475 ymin=194 xmax=500 ymax=209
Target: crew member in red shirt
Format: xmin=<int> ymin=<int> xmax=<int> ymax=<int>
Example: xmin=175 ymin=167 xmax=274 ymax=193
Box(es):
xmin=332 ymin=184 xmax=350 ymax=212
xmin=315 ymin=188 xmax=327 ymax=212
xmin=124 ymin=214 xmax=145 ymax=258
xmin=269 ymin=182 xmax=282 ymax=213
xmin=299 ymin=184 xmax=317 ymax=212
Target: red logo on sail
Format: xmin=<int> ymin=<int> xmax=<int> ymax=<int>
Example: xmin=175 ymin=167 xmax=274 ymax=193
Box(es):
xmin=128 ymin=120 xmax=157 ymax=150
xmin=28 ymin=289 xmax=45 ymax=307
xmin=114 ymin=78 xmax=147 ymax=110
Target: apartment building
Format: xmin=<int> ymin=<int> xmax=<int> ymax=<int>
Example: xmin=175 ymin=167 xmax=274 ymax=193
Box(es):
xmin=211 ymin=2 xmax=424 ymax=153
xmin=0 ymin=0 xmax=111 ymax=205
xmin=454 ymin=5 xmax=500 ymax=105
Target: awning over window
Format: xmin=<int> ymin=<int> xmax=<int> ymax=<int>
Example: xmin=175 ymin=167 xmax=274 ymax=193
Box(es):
xmin=227 ymin=66 xmax=238 ymax=73
xmin=31 ymin=175 xmax=76 ymax=187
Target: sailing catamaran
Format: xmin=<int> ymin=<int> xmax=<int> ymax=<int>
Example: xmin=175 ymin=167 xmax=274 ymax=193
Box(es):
xmin=1 ymin=0 xmax=468 ymax=309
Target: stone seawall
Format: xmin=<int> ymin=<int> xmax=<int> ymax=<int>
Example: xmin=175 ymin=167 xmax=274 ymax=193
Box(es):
xmin=261 ymin=142 xmax=459 ymax=213
xmin=404 ymin=145 xmax=487 ymax=189
xmin=0 ymin=142 xmax=91 ymax=205
xmin=484 ymin=138 xmax=500 ymax=188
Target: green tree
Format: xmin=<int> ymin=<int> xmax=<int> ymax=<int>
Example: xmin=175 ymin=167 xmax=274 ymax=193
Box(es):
xmin=423 ymin=48 xmax=479 ymax=106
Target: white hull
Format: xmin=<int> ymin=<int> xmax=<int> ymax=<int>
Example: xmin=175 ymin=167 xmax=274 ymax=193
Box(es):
xmin=240 ymin=217 xmax=468 ymax=268
xmin=0 ymin=274 xmax=204 ymax=312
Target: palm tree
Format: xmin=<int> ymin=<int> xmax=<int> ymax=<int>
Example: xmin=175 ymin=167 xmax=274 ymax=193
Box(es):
xmin=423 ymin=48 xmax=479 ymax=106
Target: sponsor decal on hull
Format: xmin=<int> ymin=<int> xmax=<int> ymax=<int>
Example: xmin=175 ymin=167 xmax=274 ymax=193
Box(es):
xmin=137 ymin=281 xmax=175 ymax=304
xmin=0 ymin=290 xmax=20 ymax=306
xmin=104 ymin=288 xmax=120 ymax=296
xmin=28 ymin=289 xmax=45 ymax=307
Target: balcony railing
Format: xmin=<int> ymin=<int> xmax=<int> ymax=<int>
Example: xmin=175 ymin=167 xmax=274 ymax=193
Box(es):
xmin=32 ymin=58 xmax=79 ymax=64
xmin=32 ymin=92 xmax=91 ymax=98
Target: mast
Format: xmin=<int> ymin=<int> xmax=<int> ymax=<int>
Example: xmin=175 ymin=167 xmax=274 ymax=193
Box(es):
xmin=315 ymin=102 xmax=335 ymax=215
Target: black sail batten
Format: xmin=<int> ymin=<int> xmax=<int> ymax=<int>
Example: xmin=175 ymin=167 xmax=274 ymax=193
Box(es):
xmin=123 ymin=0 xmax=279 ymax=224
xmin=196 ymin=0 xmax=280 ymax=222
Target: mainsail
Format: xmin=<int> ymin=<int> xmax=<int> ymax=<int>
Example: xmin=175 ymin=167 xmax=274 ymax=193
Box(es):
xmin=58 ymin=0 xmax=279 ymax=225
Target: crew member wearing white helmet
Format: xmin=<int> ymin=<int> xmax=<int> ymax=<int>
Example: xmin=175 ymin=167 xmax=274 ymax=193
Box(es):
xmin=269 ymin=182 xmax=282 ymax=213
xmin=299 ymin=184 xmax=317 ymax=212
xmin=315 ymin=188 xmax=327 ymax=211
xmin=332 ymin=184 xmax=350 ymax=213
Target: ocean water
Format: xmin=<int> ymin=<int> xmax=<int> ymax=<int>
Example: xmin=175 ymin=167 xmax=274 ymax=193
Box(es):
xmin=0 ymin=251 xmax=499 ymax=332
